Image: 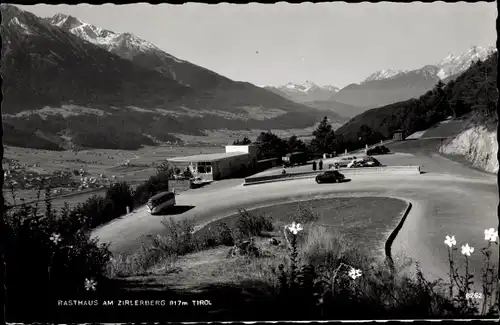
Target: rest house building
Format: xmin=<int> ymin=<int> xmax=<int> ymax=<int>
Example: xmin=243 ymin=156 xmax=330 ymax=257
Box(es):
xmin=167 ymin=145 xmax=258 ymax=181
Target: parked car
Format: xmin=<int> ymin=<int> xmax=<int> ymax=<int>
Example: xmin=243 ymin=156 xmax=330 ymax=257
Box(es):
xmin=315 ymin=170 xmax=346 ymax=184
xmin=366 ymin=145 xmax=390 ymax=156
xmin=347 ymin=157 xmax=384 ymax=168
xmin=330 ymin=155 xmax=358 ymax=169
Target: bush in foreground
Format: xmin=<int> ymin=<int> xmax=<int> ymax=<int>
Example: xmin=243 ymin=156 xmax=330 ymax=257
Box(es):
xmin=270 ymin=220 xmax=499 ymax=319
xmin=4 ymin=193 xmax=111 ymax=320
xmin=109 ymin=204 xmax=498 ymax=319
xmin=235 ymin=208 xmax=274 ymax=239
xmin=110 ymin=209 xmax=278 ymax=277
xmin=201 ymin=221 xmax=235 ymax=248
xmin=72 ymin=182 xmax=134 ymax=229
xmin=110 ymin=218 xmax=200 ymax=277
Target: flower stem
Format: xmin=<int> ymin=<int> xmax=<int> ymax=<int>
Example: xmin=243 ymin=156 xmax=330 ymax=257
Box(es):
xmin=448 ymin=247 xmax=454 ymax=299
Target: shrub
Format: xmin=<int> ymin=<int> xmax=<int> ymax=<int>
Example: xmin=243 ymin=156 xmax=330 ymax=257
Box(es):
xmin=69 ymin=181 xmax=133 ymax=229
xmin=155 ymin=161 xmax=174 ymax=176
xmin=105 ymin=181 xmax=134 ymax=218
xmin=71 ymin=195 xmax=110 ymax=229
xmin=133 ymin=171 xmax=171 ymax=208
xmin=160 ymin=218 xmax=199 ymax=255
xmin=110 ymin=218 xmax=201 ymax=277
xmin=235 ymin=209 xmax=274 ymax=239
xmin=299 ymin=225 xmax=355 ymax=269
xmin=286 ymin=202 xmax=319 ymax=225
xmin=229 ymin=237 xmax=261 ymax=258
xmin=201 ymin=221 xmax=235 ymax=248
xmin=108 ymin=240 xmax=178 ymax=277
xmin=4 ymin=194 xmax=111 ymax=320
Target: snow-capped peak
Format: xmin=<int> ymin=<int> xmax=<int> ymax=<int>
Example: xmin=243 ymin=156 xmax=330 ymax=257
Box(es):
xmin=363 ymin=69 xmax=407 ymax=83
xmin=435 ymin=44 xmax=496 ymax=80
xmin=50 ymin=13 xmax=83 ymax=29
xmin=281 ymin=81 xmax=338 ymax=93
xmin=8 ymin=16 xmax=33 ymax=35
xmin=361 ymin=45 xmax=496 ymax=83
xmin=47 ymin=13 xmax=185 ymax=63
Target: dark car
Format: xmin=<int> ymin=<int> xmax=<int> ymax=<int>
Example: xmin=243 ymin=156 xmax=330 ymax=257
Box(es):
xmin=348 ymin=157 xmax=384 ymax=168
xmin=315 ymin=170 xmax=346 ymax=184
xmin=366 ymin=145 xmax=391 ymax=156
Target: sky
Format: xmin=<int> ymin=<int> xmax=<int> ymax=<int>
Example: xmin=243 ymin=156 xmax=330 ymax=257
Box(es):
xmin=18 ymin=2 xmax=497 ymax=88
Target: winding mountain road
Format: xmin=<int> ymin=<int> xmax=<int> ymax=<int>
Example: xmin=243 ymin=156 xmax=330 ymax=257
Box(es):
xmin=92 ymin=149 xmax=498 ymax=288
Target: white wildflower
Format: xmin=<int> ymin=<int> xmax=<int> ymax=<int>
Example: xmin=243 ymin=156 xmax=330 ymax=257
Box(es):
xmin=348 ymin=267 xmax=362 ymax=280
xmin=84 ymin=278 xmax=97 ymax=291
xmin=461 ymin=243 xmax=474 ymax=256
xmin=287 ymin=222 xmax=303 ymax=235
xmin=49 ymin=233 xmax=62 ymax=245
xmin=444 ymin=235 xmax=457 ymax=248
xmin=484 ymin=228 xmax=498 ymax=242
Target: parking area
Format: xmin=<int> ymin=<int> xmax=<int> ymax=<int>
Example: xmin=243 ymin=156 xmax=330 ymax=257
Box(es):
xmin=249 ymin=154 xmax=376 ymax=178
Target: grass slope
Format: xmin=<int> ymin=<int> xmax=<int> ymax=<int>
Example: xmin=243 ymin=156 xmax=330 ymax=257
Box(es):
xmin=196 ymin=197 xmax=407 ymax=256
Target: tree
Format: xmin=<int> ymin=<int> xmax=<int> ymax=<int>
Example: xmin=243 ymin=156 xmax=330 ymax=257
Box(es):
xmin=311 ymin=116 xmax=336 ymax=154
xmin=105 ymin=182 xmax=134 ymax=219
xmin=233 ymin=137 xmax=252 ymax=145
xmin=255 ymin=131 xmax=287 ymax=160
xmin=155 ymin=161 xmax=174 ymax=178
xmin=286 ymin=135 xmax=307 ymax=153
xmin=450 ymin=99 xmax=469 ymax=118
xmin=435 ymin=80 xmax=446 ymax=97
xmin=357 ymin=124 xmax=385 ymax=145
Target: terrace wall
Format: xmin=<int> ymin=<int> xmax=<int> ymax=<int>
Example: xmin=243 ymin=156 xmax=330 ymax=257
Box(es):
xmin=168 ymin=179 xmax=191 ymax=193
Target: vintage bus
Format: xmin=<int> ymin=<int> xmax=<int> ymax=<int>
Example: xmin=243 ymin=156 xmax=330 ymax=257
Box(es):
xmin=147 ymin=191 xmax=176 ymax=215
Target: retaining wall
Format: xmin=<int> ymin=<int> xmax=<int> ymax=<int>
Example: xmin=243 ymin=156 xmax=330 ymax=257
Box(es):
xmin=244 ymin=165 xmax=421 ymax=186
xmin=168 ymin=179 xmax=191 ymax=193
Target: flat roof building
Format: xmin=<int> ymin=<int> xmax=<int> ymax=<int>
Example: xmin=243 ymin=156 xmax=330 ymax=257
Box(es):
xmin=168 ymin=152 xmax=248 ymax=163
xmin=167 ymin=144 xmax=258 ymax=181
xmin=392 ymin=129 xmax=404 ymax=141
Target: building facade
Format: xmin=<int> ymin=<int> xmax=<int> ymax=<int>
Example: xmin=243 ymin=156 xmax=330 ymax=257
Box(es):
xmin=167 ymin=144 xmax=258 ymax=181
xmin=392 ymin=130 xmax=404 ymax=141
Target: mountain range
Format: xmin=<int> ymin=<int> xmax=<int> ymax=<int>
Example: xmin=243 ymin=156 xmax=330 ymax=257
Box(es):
xmin=335 ymin=52 xmax=497 ymax=148
xmin=267 ymin=45 xmax=496 ymax=115
xmin=1 ymin=5 xmax=495 ymax=152
xmin=0 ymin=5 xmax=344 ymax=150
xmin=264 ymin=81 xmax=339 ymax=102
xmin=263 ymin=81 xmax=366 ymax=119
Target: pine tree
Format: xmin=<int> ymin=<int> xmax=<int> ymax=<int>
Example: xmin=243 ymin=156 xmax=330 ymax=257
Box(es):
xmin=286 ymin=135 xmax=307 ymax=153
xmin=255 ymin=131 xmax=287 ymax=159
xmin=311 ymin=117 xmax=336 ymax=154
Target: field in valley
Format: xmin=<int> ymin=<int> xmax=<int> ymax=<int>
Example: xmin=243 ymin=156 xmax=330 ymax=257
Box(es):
xmin=2 ymin=125 xmax=323 ymax=209
xmin=173 ymin=124 xmax=339 ymax=144
xmin=2 ymin=144 xmax=224 ymax=208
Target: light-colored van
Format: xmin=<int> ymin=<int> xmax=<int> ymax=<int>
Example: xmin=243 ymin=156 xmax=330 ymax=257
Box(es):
xmin=147 ymin=191 xmax=176 ymax=215
xmin=330 ymin=156 xmax=358 ymax=168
